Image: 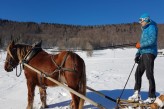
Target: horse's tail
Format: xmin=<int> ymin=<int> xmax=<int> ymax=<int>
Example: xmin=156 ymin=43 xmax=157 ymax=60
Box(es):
xmin=78 ymin=60 xmax=86 ymax=109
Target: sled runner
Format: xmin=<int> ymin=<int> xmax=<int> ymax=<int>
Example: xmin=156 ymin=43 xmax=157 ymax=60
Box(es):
xmin=116 ymin=99 xmax=151 ymax=109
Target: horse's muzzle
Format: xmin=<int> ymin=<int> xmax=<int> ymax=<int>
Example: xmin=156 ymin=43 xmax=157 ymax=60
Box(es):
xmin=4 ymin=65 xmax=13 ymax=72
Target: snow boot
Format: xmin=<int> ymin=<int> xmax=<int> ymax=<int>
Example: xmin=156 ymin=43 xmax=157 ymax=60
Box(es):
xmin=128 ymin=90 xmax=141 ymax=102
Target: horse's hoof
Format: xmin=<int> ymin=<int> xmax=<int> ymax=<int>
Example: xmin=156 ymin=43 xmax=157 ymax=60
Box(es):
xmin=26 ymin=106 xmax=33 ymax=109
xmin=40 ymin=105 xmax=49 ymax=109
xmin=40 ymin=107 xmax=44 ymax=109
xmin=68 ymin=105 xmax=73 ymax=109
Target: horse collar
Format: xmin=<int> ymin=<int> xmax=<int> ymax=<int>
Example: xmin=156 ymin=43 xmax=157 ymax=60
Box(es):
xmin=23 ymin=47 xmax=42 ymax=64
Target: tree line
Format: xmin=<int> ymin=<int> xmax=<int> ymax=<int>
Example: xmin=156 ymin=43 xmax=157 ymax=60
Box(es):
xmin=0 ymin=19 xmax=164 ymax=50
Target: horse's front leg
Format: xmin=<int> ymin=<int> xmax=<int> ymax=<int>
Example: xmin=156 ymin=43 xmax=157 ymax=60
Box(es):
xmin=26 ymin=80 xmax=36 ymax=109
xmin=39 ymin=87 xmax=48 ymax=109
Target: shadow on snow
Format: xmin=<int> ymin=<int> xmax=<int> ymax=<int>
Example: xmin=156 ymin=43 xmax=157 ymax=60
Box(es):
xmin=47 ymin=89 xmax=160 ymax=109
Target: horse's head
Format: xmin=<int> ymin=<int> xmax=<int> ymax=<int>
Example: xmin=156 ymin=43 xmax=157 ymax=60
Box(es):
xmin=4 ymin=41 xmax=19 ymax=72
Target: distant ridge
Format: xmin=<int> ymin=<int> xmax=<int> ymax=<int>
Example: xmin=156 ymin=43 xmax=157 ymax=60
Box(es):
xmin=0 ymin=19 xmax=164 ymax=50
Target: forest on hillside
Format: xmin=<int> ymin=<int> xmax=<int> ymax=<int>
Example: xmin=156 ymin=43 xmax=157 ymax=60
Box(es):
xmin=0 ymin=19 xmax=164 ymax=50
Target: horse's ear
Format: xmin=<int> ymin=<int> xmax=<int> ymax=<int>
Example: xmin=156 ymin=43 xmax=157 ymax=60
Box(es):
xmin=10 ymin=40 xmax=15 ymax=46
xmin=8 ymin=40 xmax=15 ymax=49
xmin=7 ymin=40 xmax=15 ymax=59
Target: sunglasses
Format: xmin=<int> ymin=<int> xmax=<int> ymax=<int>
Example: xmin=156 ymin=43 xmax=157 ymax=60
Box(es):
xmin=139 ymin=17 xmax=149 ymax=23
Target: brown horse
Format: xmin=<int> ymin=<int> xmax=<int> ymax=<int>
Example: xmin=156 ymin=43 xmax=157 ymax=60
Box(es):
xmin=4 ymin=41 xmax=86 ymax=109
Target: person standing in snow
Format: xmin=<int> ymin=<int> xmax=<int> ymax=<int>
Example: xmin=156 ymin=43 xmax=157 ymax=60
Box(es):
xmin=128 ymin=13 xmax=158 ymax=104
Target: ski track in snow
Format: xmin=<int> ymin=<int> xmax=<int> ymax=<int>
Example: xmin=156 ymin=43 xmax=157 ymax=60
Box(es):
xmin=0 ymin=48 xmax=164 ymax=109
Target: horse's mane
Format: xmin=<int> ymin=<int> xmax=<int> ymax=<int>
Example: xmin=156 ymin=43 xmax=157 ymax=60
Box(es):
xmin=16 ymin=44 xmax=32 ymax=61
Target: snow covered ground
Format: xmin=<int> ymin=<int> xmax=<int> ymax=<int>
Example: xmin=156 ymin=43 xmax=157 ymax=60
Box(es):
xmin=0 ymin=48 xmax=164 ymax=109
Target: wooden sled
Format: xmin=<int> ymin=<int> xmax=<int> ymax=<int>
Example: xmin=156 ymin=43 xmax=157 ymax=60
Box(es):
xmin=116 ymin=99 xmax=150 ymax=109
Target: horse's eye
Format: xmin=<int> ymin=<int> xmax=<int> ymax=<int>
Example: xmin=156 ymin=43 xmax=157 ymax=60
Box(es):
xmin=9 ymin=61 xmax=11 ymax=64
xmin=12 ymin=48 xmax=16 ymax=52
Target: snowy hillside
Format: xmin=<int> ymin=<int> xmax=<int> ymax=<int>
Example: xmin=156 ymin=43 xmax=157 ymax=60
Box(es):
xmin=0 ymin=48 xmax=164 ymax=109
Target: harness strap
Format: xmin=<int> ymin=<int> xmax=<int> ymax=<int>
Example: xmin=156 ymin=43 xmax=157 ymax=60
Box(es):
xmin=62 ymin=68 xmax=77 ymax=73
xmin=60 ymin=52 xmax=70 ymax=68
xmin=51 ymin=55 xmax=59 ymax=69
xmin=47 ymin=52 xmax=78 ymax=85
xmin=51 ymin=51 xmax=77 ymax=73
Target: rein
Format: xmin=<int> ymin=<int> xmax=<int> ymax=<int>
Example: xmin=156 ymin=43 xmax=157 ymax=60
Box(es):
xmin=16 ymin=63 xmax=23 ymax=77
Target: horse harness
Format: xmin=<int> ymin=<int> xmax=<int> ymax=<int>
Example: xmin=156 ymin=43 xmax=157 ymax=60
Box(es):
xmin=41 ymin=51 xmax=78 ymax=88
xmin=21 ymin=45 xmax=78 ymax=88
xmin=22 ymin=41 xmax=42 ymax=64
xmin=15 ymin=42 xmax=42 ymax=77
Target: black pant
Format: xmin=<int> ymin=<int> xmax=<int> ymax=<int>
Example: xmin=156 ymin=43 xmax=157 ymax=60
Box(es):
xmin=134 ymin=54 xmax=156 ymax=98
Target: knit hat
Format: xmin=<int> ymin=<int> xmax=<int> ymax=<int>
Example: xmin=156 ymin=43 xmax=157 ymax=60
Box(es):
xmin=139 ymin=13 xmax=150 ymax=23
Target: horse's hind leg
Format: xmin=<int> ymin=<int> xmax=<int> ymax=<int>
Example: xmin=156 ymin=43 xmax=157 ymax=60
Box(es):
xmin=26 ymin=80 xmax=36 ymax=109
xmin=67 ymin=83 xmax=79 ymax=109
xmin=66 ymin=79 xmax=79 ymax=109
xmin=70 ymin=93 xmax=80 ymax=109
xmin=39 ymin=87 xmax=48 ymax=109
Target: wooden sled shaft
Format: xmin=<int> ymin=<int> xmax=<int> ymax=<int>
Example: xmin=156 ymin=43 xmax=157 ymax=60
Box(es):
xmin=23 ymin=63 xmax=106 ymax=109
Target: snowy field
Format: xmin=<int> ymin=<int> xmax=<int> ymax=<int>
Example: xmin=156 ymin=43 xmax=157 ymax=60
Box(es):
xmin=0 ymin=48 xmax=164 ymax=109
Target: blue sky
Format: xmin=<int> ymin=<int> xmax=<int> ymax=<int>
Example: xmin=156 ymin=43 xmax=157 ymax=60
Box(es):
xmin=0 ymin=0 xmax=164 ymax=25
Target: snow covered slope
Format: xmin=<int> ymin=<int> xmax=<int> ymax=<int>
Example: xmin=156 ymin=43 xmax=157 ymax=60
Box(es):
xmin=0 ymin=48 xmax=164 ymax=109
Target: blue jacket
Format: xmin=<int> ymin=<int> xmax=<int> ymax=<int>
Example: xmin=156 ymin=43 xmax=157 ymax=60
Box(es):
xmin=136 ymin=20 xmax=158 ymax=57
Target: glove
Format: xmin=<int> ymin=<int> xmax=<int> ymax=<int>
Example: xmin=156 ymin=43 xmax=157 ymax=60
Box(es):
xmin=135 ymin=42 xmax=141 ymax=49
xmin=135 ymin=55 xmax=140 ymax=64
